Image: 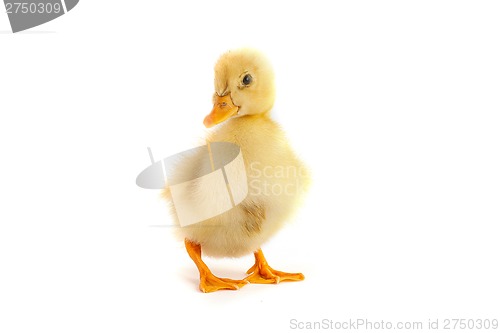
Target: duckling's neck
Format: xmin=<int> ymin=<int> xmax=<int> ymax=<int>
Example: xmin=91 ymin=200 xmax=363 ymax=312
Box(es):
xmin=209 ymin=112 xmax=282 ymax=147
xmin=239 ymin=112 xmax=270 ymax=121
xmin=226 ymin=112 xmax=273 ymax=130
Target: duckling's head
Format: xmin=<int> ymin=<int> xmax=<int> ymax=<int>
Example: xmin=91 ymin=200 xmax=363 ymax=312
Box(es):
xmin=203 ymin=48 xmax=275 ymax=128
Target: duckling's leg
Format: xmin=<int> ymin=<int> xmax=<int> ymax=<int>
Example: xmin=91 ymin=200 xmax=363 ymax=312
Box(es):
xmin=245 ymin=249 xmax=305 ymax=284
xmin=185 ymin=239 xmax=248 ymax=293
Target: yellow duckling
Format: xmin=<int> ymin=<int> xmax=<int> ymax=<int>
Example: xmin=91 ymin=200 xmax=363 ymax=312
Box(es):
xmin=166 ymin=48 xmax=309 ymax=292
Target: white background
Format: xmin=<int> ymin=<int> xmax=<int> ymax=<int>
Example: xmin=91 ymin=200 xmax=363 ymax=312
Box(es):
xmin=1 ymin=1 xmax=499 ymax=332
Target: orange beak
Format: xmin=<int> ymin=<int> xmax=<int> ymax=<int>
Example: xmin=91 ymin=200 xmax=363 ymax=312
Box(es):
xmin=203 ymin=94 xmax=239 ymax=128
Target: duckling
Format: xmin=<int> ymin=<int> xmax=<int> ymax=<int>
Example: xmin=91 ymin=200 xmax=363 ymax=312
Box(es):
xmin=166 ymin=48 xmax=309 ymax=292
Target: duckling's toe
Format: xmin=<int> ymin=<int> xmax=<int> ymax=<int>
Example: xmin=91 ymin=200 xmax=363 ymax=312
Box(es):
xmin=199 ymin=274 xmax=249 ymax=293
xmin=245 ymin=263 xmax=305 ymax=284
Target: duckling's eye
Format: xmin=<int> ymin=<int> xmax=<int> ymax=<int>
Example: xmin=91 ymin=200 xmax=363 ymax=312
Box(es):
xmin=242 ymin=74 xmax=253 ymax=86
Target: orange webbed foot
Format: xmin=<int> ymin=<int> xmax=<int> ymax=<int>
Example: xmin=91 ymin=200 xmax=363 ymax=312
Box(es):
xmin=244 ymin=249 xmax=305 ymax=284
xmin=185 ymin=239 xmax=249 ymax=293
xmin=199 ymin=273 xmax=249 ymax=293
